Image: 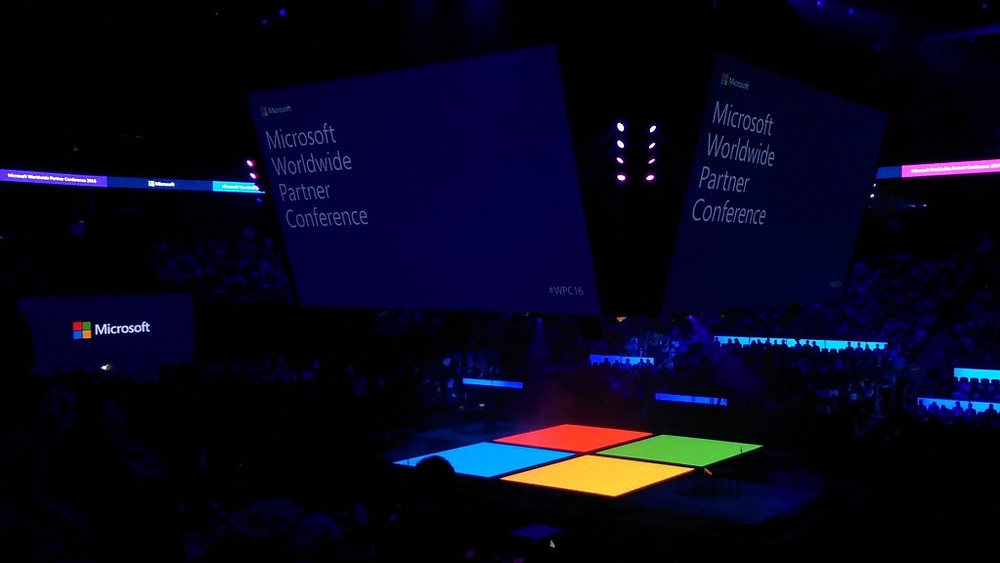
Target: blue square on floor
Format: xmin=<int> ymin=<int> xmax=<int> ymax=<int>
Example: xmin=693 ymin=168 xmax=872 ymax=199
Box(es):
xmin=393 ymin=441 xmax=575 ymax=478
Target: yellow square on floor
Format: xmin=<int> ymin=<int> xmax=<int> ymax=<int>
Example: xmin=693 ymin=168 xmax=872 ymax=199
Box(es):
xmin=501 ymin=454 xmax=694 ymax=497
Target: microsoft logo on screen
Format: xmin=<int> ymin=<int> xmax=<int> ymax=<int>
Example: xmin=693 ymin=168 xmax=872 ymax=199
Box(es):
xmin=72 ymin=320 xmax=152 ymax=340
xmin=73 ymin=321 xmax=93 ymax=340
xmin=259 ymin=105 xmax=292 ymax=117
xmin=720 ymin=72 xmax=749 ymax=91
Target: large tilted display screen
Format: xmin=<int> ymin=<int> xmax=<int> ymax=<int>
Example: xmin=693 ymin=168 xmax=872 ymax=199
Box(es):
xmin=662 ymin=53 xmax=888 ymax=313
xmin=248 ymin=44 xmax=600 ymax=314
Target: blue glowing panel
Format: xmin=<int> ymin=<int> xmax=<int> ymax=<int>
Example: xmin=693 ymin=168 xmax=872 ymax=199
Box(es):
xmin=463 ymin=377 xmax=523 ymax=389
xmin=917 ymin=397 xmax=998 ymax=414
xmin=393 ymin=441 xmax=575 ymax=478
xmin=654 ymin=393 xmax=728 ymax=406
xmin=954 ymin=367 xmax=1000 ymax=382
xmin=713 ymin=335 xmax=886 ymax=351
xmin=588 ymin=354 xmax=654 ymax=366
xmin=212 ymin=181 xmax=262 ymax=193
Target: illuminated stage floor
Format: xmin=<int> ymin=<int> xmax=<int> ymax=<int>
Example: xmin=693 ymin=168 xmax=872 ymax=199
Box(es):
xmin=372 ymin=410 xmax=1000 ymax=559
xmin=377 ymin=420 xmax=848 ymax=558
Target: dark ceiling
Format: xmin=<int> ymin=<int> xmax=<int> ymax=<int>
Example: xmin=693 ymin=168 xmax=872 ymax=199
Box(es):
xmin=3 ymin=1 xmax=1000 ymax=178
xmin=2 ymin=0 xmax=1000 ymax=311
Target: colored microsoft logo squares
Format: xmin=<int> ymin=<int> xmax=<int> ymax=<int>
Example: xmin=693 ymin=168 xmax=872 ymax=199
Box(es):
xmin=392 ymin=425 xmax=765 ymax=500
xmin=493 ymin=423 xmax=652 ymax=453
xmin=73 ymin=320 xmax=92 ymax=340
xmin=501 ymin=454 xmax=693 ymax=497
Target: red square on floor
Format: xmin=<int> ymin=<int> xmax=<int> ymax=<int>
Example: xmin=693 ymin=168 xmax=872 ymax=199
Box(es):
xmin=493 ymin=423 xmax=652 ymax=453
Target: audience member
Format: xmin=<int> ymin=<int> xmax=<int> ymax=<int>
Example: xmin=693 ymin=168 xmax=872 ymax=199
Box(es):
xmin=189 ymin=429 xmax=346 ymax=563
xmin=377 ymin=454 xmax=471 ymax=562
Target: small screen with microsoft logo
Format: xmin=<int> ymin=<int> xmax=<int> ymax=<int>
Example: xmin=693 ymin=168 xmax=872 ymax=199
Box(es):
xmin=18 ymin=293 xmax=194 ymax=379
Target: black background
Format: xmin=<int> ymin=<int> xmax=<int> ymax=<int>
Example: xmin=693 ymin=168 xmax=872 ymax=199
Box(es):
xmin=3 ymin=1 xmax=1000 ymax=314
